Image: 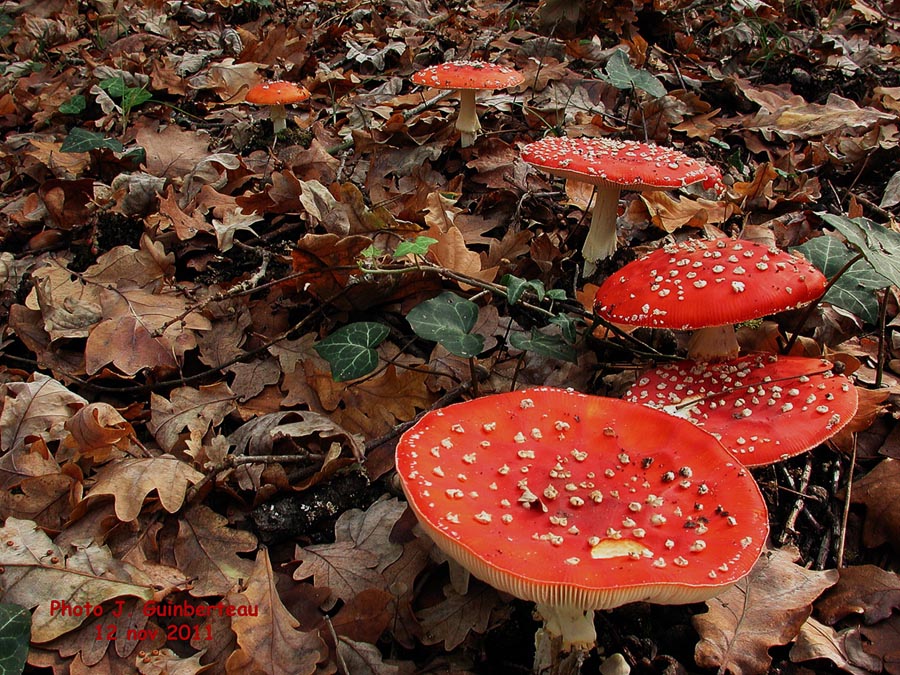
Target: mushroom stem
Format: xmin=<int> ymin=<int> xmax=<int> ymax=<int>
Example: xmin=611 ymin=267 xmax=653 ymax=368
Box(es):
xmin=269 ymin=104 xmax=288 ymax=134
xmin=582 ymin=185 xmax=622 ymax=274
xmin=533 ymin=604 xmax=596 ymax=675
xmin=456 ymin=89 xmax=481 ymax=147
xmin=687 ymin=324 xmax=741 ymax=361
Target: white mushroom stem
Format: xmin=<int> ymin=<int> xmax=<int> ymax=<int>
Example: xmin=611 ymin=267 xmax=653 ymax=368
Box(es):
xmin=534 ymin=603 xmax=597 ymax=651
xmin=582 ymin=185 xmax=622 ymax=275
xmin=269 ymin=104 xmax=288 ymax=134
xmin=456 ymin=89 xmax=481 ymax=147
xmin=687 ymin=324 xmax=741 ymax=361
xmin=533 ymin=604 xmax=597 ymax=675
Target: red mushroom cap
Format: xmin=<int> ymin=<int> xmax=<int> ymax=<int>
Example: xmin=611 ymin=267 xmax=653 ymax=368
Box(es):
xmin=625 ymin=354 xmax=859 ymax=467
xmin=594 ymin=239 xmax=827 ymax=331
xmin=411 ymin=60 xmax=525 ymax=91
xmin=395 ymin=388 xmax=768 ymax=612
xmin=245 ymin=80 xmax=310 ymax=105
xmin=521 ymin=137 xmax=724 ymax=192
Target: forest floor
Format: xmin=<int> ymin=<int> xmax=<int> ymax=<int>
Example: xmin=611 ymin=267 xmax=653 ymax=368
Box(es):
xmin=0 ymin=0 xmax=899 ymax=673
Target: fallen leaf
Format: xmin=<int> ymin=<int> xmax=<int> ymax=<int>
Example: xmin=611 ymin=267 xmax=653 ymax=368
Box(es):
xmin=790 ymin=616 xmax=880 ymax=675
xmin=148 ymin=383 xmax=236 ymax=452
xmin=817 ymin=565 xmax=900 ymax=625
xmin=0 ymin=373 xmax=87 ymax=453
xmin=417 ymin=581 xmax=504 ymax=651
xmin=694 ymin=546 xmax=839 ymax=675
xmin=225 ymin=549 xmax=327 ymax=675
xmin=78 ymin=455 xmax=204 ymax=522
xmin=847 ymin=458 xmax=900 ymax=551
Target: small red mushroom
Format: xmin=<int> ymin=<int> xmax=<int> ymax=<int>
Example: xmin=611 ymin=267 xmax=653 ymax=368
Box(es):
xmin=411 ymin=60 xmax=524 ymax=147
xmin=521 ymin=137 xmax=723 ymax=273
xmin=245 ymin=80 xmax=310 ymax=134
xmin=395 ymin=387 xmax=768 ymax=668
xmin=625 ymin=353 xmax=859 ymax=467
xmin=594 ymin=238 xmax=828 ymax=361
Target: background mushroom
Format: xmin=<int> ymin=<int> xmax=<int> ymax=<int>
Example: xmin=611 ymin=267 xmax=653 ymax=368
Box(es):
xmin=395 ymin=387 xmax=768 ymax=673
xmin=594 ymin=238 xmax=828 ymax=360
xmin=411 ymin=60 xmax=524 ymax=147
xmin=521 ymin=137 xmax=723 ymax=274
xmin=245 ymin=80 xmax=310 ymax=134
xmin=624 ymin=353 xmax=859 ymax=467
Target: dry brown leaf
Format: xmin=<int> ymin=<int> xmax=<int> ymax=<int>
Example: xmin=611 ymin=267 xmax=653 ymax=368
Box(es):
xmin=789 ymin=616 xmax=880 ymax=675
xmin=0 ymin=439 xmax=61 ymax=491
xmin=174 ymin=505 xmax=257 ymax=597
xmin=60 ymin=402 xmax=136 ymax=462
xmin=637 ymin=191 xmax=733 ymax=233
xmin=848 ymin=458 xmax=900 ymax=551
xmin=859 ymin=615 xmax=900 ymax=675
xmin=0 ymin=518 xmax=154 ymax=643
xmin=332 ymin=365 xmax=437 ymax=438
xmin=693 ymin=546 xmax=839 ymax=675
xmin=135 ymin=124 xmax=212 ymax=180
xmin=817 ymin=565 xmax=900 ymax=625
xmin=746 ymin=93 xmax=895 ymax=140
xmin=0 ymin=373 xmax=87 ymax=453
xmin=293 ymin=499 xmax=405 ymax=610
xmin=225 ymin=549 xmax=327 ymax=675
xmin=78 ymin=455 xmax=204 ymax=522
xmin=336 ymin=636 xmax=401 ymax=675
xmin=0 ymin=473 xmax=75 ymax=531
xmin=84 ymin=285 xmax=212 ymax=376
xmin=417 ymin=581 xmax=504 ymax=651
xmin=148 ymin=382 xmax=236 ymax=452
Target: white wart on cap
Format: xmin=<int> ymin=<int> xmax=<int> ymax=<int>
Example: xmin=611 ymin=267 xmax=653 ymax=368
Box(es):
xmin=395 ymin=387 xmax=768 ymax=648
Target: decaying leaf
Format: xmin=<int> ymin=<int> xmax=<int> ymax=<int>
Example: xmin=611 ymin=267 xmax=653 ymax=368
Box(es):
xmin=848 ymin=459 xmax=900 ymax=551
xmin=225 ymin=549 xmax=327 ymax=675
xmin=693 ymin=547 xmax=839 ymax=675
xmin=817 ymin=565 xmax=900 ymax=625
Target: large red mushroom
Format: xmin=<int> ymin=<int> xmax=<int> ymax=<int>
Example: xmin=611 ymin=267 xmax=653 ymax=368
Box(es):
xmin=521 ymin=138 xmax=723 ymax=273
xmin=395 ymin=387 xmax=768 ymax=671
xmin=594 ymin=238 xmax=828 ymax=361
xmin=411 ymin=60 xmax=524 ymax=147
xmin=624 ymin=353 xmax=859 ymax=467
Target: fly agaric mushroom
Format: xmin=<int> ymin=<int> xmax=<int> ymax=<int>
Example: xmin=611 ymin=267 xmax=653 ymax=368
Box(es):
xmin=521 ymin=137 xmax=723 ymax=273
xmin=245 ymin=80 xmax=310 ymax=134
xmin=395 ymin=387 xmax=767 ymax=669
xmin=624 ymin=353 xmax=858 ymax=467
xmin=594 ymin=238 xmax=827 ymax=361
xmin=411 ymin=60 xmax=524 ymax=147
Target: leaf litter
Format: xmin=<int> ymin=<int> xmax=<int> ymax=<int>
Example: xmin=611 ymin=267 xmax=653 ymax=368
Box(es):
xmin=0 ymin=0 xmax=898 ymax=673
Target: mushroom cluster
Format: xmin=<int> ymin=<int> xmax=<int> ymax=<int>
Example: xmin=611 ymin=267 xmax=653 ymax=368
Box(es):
xmin=594 ymin=238 xmax=828 ymax=361
xmin=411 ymin=60 xmax=524 ymax=147
xmin=624 ymin=353 xmax=859 ymax=466
xmin=395 ymin=387 xmax=768 ymax=666
xmin=521 ymin=138 xmax=724 ymax=273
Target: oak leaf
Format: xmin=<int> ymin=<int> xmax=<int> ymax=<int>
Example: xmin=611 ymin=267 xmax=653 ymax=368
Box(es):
xmin=789 ymin=616 xmax=880 ymax=675
xmin=0 ymin=518 xmax=154 ymax=643
xmin=0 ymin=473 xmax=75 ymax=531
xmin=336 ymin=636 xmax=401 ymax=675
xmin=60 ymin=402 xmax=136 ymax=462
xmin=817 ymin=565 xmax=900 ymax=625
xmin=78 ymin=455 xmax=204 ymax=522
xmin=0 ymin=438 xmax=61 ymax=491
xmin=693 ymin=547 xmax=839 ymax=675
xmin=848 ymin=458 xmax=900 ymax=550
xmin=174 ymin=505 xmax=257 ymax=597
xmin=0 ymin=373 xmax=87 ymax=453
xmin=225 ymin=549 xmax=327 ymax=675
xmin=148 ymin=382 xmax=236 ymax=452
xmin=417 ymin=581 xmax=504 ymax=651
xmin=293 ymin=499 xmax=405 ymax=610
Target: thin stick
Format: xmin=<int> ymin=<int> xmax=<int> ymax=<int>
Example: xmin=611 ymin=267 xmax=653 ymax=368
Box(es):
xmin=836 ymin=435 xmax=857 ymax=568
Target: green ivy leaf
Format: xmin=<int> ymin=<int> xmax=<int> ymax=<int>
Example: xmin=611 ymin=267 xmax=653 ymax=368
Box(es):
xmin=821 ymin=213 xmax=900 ymax=289
xmin=315 ymin=322 xmax=389 ymax=382
xmin=59 ymin=128 xmax=124 ymax=153
xmin=58 ymin=94 xmax=86 ymax=115
xmin=407 ymin=292 xmax=485 ymax=358
xmin=509 ymin=329 xmax=578 ymax=362
xmin=0 ymin=602 xmax=30 ymax=675
xmin=394 ymin=236 xmax=438 ymax=258
xmin=600 ymin=50 xmax=666 ymax=98
xmin=794 ymin=235 xmax=891 ymax=324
